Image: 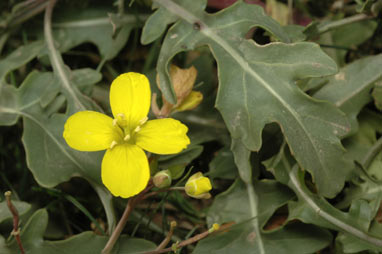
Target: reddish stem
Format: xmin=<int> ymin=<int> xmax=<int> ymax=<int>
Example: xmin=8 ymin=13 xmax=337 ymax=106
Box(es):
xmin=5 ymin=191 xmax=25 ymax=254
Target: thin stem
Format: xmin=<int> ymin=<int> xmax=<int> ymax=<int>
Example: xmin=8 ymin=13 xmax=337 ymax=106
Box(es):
xmin=101 ymin=198 xmax=135 ymax=254
xmin=155 ymin=221 xmax=177 ymax=250
xmin=64 ymin=193 xmax=106 ymax=235
xmin=102 ymin=183 xmax=153 ymax=254
xmin=44 ymin=0 xmax=86 ymax=111
xmin=141 ymin=186 xmax=185 ymax=200
xmin=283 ymin=158 xmax=382 ymax=247
xmin=361 ymin=136 xmax=382 ymax=170
xmin=130 ymin=210 xmax=183 ymax=243
xmin=246 ymin=182 xmax=265 ymax=254
xmin=142 ymin=223 xmax=234 ymax=254
xmin=5 ymin=191 xmax=25 ymax=254
xmin=52 ymin=15 xmax=149 ymax=28
xmin=177 ymin=225 xmax=200 ymax=253
xmin=318 ymin=14 xmax=372 ymax=34
xmin=96 ymin=58 xmax=107 ymax=73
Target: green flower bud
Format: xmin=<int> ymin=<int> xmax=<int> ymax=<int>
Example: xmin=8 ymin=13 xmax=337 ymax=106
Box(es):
xmin=153 ymin=170 xmax=172 ymax=188
xmin=185 ymin=172 xmax=212 ymax=199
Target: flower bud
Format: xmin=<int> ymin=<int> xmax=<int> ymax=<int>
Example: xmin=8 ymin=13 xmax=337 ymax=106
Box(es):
xmin=153 ymin=170 xmax=172 ymax=188
xmin=175 ymin=91 xmax=203 ymax=112
xmin=208 ymin=223 xmax=220 ymax=233
xmin=185 ymin=172 xmax=212 ymax=199
xmin=156 ymin=65 xmax=200 ymax=117
xmin=168 ymin=65 xmax=197 ymax=106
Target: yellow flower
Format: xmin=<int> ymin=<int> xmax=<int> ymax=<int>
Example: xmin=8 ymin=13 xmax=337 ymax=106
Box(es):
xmin=63 ymin=73 xmax=190 ymax=198
xmin=185 ymin=172 xmax=212 ymax=199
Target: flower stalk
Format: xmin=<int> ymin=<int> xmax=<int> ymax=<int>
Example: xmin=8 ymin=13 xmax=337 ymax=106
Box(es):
xmin=142 ymin=222 xmax=234 ymax=254
xmin=102 ymin=183 xmax=153 ymax=254
xmin=5 ymin=191 xmax=25 ymax=254
xmin=155 ymin=221 xmax=177 ymax=250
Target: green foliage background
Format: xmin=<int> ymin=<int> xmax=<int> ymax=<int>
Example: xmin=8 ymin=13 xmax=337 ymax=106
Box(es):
xmin=1 ymin=0 xmax=382 ymax=253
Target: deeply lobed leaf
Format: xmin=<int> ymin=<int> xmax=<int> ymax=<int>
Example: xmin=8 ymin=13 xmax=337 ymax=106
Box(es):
xmin=151 ymin=0 xmax=352 ymax=197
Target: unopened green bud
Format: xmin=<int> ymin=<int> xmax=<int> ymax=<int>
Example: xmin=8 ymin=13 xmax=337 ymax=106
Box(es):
xmin=153 ymin=170 xmax=172 ymax=188
xmin=185 ymin=172 xmax=212 ymax=199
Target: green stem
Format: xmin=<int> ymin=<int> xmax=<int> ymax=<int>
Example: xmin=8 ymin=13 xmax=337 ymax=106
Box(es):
xmin=231 ymin=140 xmax=265 ymax=254
xmin=44 ymin=0 xmax=85 ymax=111
xmin=318 ymin=14 xmax=372 ymax=34
xmin=361 ymin=136 xmax=382 ymax=170
xmin=282 ymin=157 xmax=382 ymax=247
xmin=64 ymin=193 xmax=106 ymax=235
xmin=130 ymin=210 xmax=183 ymax=243
xmin=52 ymin=15 xmax=149 ymax=28
xmin=246 ymin=181 xmax=265 ymax=254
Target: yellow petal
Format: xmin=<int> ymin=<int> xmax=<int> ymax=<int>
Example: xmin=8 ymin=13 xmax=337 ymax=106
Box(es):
xmin=185 ymin=173 xmax=212 ymax=196
xmin=175 ymin=91 xmax=203 ymax=112
xmin=101 ymin=144 xmax=150 ymax=198
xmin=135 ymin=118 xmax=190 ymax=154
xmin=110 ymin=73 xmax=151 ymax=131
xmin=63 ymin=111 xmax=123 ymax=151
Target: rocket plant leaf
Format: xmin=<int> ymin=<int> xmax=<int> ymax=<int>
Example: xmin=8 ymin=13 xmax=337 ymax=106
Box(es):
xmin=314 ymin=54 xmax=382 ymax=134
xmin=5 ymin=209 xmax=156 ymax=254
xmin=0 ymin=71 xmax=104 ymax=187
xmin=149 ymin=0 xmax=352 ymax=198
xmin=263 ymin=148 xmax=382 ymax=250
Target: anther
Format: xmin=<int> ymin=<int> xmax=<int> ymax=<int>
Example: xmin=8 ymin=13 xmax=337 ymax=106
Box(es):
xmin=139 ymin=116 xmax=148 ymax=125
xmin=124 ymin=134 xmax=130 ymax=141
xmin=110 ymin=141 xmax=118 ymax=149
xmin=117 ymin=113 xmax=126 ymax=120
xmin=134 ymin=126 xmax=141 ymax=132
xmin=112 ymin=119 xmax=118 ymax=126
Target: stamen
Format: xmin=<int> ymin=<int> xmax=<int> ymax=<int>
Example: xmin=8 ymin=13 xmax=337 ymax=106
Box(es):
xmin=139 ymin=116 xmax=148 ymax=125
xmin=112 ymin=119 xmax=118 ymax=126
xmin=134 ymin=126 xmax=141 ymax=133
xmin=124 ymin=134 xmax=130 ymax=141
xmin=110 ymin=140 xmax=118 ymax=149
xmin=115 ymin=113 xmax=127 ymax=127
xmin=117 ymin=113 xmax=126 ymax=120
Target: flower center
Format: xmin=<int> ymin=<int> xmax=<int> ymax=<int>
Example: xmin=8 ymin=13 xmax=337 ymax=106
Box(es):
xmin=109 ymin=114 xmax=148 ymax=149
